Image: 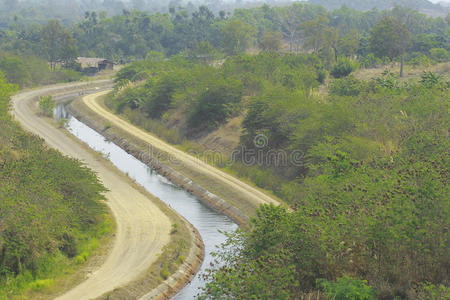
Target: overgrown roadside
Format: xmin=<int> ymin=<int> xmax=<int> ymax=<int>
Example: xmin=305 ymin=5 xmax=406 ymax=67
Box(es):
xmin=11 ymin=82 xmax=203 ymax=300
xmin=70 ymin=92 xmax=283 ymax=226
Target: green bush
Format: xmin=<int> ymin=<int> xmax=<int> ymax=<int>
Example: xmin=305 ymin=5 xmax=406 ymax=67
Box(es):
xmin=330 ymin=57 xmax=358 ymax=78
xmin=188 ymin=78 xmax=243 ymax=131
xmin=317 ymin=69 xmax=327 ymax=84
xmin=317 ymin=276 xmax=376 ymax=300
xmin=28 ymin=279 xmax=54 ymax=291
xmin=419 ymin=283 xmax=450 ymax=300
xmin=420 ymin=71 xmax=443 ymax=89
xmin=360 ymin=53 xmax=383 ymax=69
xmin=38 ymin=95 xmax=55 ymax=117
xmin=429 ymin=48 xmax=449 ymax=63
xmin=0 ymin=72 xmax=109 ymax=298
xmin=374 ymin=69 xmax=400 ymax=89
xmin=407 ymin=52 xmax=431 ymax=67
xmin=330 ymin=76 xmax=365 ymax=96
xmin=160 ymin=262 xmax=170 ymax=280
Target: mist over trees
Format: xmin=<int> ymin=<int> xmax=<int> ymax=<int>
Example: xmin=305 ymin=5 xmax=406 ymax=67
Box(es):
xmin=0 ymin=0 xmax=296 ymax=26
xmin=1 ymin=0 xmax=448 ymax=27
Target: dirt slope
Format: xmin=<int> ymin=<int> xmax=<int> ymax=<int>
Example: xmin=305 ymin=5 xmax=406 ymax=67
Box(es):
xmin=11 ymin=83 xmax=172 ymax=300
xmin=83 ymin=91 xmax=280 ymax=209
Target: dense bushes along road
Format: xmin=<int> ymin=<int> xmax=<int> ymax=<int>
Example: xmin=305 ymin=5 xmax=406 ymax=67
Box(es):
xmin=0 ymin=75 xmax=111 ymax=297
xmin=107 ymin=51 xmax=449 ymax=298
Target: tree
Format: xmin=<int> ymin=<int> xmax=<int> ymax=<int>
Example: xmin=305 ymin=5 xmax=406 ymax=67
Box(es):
xmin=369 ymin=17 xmax=410 ymax=77
xmin=39 ymin=95 xmax=55 ymax=117
xmin=0 ymin=56 xmax=29 ymax=87
xmin=302 ymin=16 xmax=338 ymax=66
xmin=259 ymin=31 xmax=283 ymax=52
xmin=278 ymin=8 xmax=301 ymax=53
xmin=220 ymin=20 xmax=256 ymax=56
xmin=188 ymin=78 xmax=243 ymax=130
xmin=40 ymin=20 xmax=78 ymax=70
xmin=330 ymin=56 xmax=358 ymax=78
xmin=337 ymin=30 xmax=360 ymax=58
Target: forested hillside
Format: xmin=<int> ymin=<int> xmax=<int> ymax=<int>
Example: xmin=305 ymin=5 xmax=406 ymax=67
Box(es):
xmin=108 ymin=54 xmax=450 ymax=298
xmin=103 ymin=3 xmax=449 ymax=298
xmin=0 ymin=73 xmax=110 ymax=297
xmin=1 ymin=3 xmax=448 ymax=63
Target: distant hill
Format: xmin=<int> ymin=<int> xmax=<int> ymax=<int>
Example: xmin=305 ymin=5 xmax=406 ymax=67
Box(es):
xmin=307 ymin=0 xmax=450 ymax=16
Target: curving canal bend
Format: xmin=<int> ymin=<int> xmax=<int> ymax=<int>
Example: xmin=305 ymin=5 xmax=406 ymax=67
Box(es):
xmin=55 ymin=104 xmax=238 ymax=299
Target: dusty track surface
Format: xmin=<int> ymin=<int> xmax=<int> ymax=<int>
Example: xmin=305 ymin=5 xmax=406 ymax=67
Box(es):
xmin=12 ymin=83 xmax=172 ymax=300
xmin=83 ymin=91 xmax=280 ymax=208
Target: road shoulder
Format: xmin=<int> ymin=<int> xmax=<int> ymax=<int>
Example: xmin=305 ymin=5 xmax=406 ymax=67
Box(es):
xmin=11 ymin=82 xmax=202 ymax=300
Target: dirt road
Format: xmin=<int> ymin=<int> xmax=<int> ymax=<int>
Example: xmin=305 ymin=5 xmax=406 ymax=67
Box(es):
xmin=12 ymin=83 xmax=172 ymax=300
xmin=83 ymin=91 xmax=280 ymax=209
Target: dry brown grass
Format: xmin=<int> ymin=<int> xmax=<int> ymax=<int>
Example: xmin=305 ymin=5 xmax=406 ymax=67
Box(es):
xmin=354 ymin=61 xmax=450 ymax=81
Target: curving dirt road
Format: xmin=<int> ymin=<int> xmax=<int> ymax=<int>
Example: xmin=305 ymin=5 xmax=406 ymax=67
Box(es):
xmin=11 ymin=83 xmax=172 ymax=300
xmin=83 ymin=91 xmax=280 ymax=209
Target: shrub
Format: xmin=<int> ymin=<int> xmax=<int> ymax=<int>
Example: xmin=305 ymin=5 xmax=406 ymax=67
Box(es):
xmin=317 ymin=276 xmax=376 ymax=300
xmin=330 ymin=76 xmax=365 ymax=96
xmin=420 ymin=71 xmax=443 ymax=89
xmin=160 ymin=262 xmax=170 ymax=280
xmin=330 ymin=57 xmax=358 ymax=78
xmin=407 ymin=52 xmax=431 ymax=67
xmin=39 ymin=95 xmax=55 ymax=117
xmin=171 ymin=223 xmax=178 ymax=235
xmin=429 ymin=48 xmax=449 ymax=63
xmin=418 ymin=283 xmax=450 ymax=300
xmin=317 ymin=69 xmax=327 ymax=84
xmin=374 ymin=69 xmax=400 ymax=89
xmin=188 ymin=78 xmax=243 ymax=131
xmin=360 ymin=53 xmax=383 ymax=69
xmin=28 ymin=279 xmax=54 ymax=291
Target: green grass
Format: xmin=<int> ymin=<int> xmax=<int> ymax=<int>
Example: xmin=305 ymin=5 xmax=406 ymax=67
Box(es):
xmin=0 ymin=215 xmax=114 ymax=300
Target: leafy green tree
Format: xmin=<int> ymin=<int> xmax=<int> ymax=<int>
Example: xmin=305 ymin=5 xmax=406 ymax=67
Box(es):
xmin=40 ymin=20 xmax=78 ymax=69
xmin=38 ymin=95 xmax=55 ymax=117
xmin=330 ymin=56 xmax=358 ymax=78
xmin=220 ymin=20 xmax=256 ymax=56
xmin=0 ymin=55 xmax=28 ymax=87
xmin=145 ymin=72 xmax=186 ymax=118
xmin=302 ymin=16 xmax=338 ymax=66
xmin=329 ymin=75 xmax=365 ymax=96
xmin=369 ymin=17 xmax=410 ymax=76
xmin=429 ymin=48 xmax=449 ymax=63
xmin=188 ymin=77 xmax=243 ymax=130
xmin=337 ymin=30 xmax=360 ymax=57
xmin=259 ymin=30 xmax=282 ymax=52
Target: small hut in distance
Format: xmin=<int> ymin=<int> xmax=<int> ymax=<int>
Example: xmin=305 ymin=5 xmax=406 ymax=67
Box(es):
xmin=77 ymin=57 xmax=114 ymax=74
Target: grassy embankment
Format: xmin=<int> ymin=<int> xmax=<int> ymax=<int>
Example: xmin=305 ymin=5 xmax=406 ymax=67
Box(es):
xmin=29 ymin=86 xmax=199 ymax=299
xmin=72 ymin=94 xmax=276 ymax=222
xmin=0 ymin=74 xmax=114 ymax=299
xmin=1 ymin=78 xmax=196 ymax=300
xmin=102 ymin=57 xmax=450 ymax=210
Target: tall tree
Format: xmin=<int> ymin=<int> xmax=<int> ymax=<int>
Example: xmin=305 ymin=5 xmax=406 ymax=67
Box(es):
xmin=40 ymin=20 xmax=78 ymax=69
xmin=220 ymin=20 xmax=256 ymax=56
xmin=259 ymin=30 xmax=283 ymax=52
xmin=369 ymin=16 xmax=410 ymax=77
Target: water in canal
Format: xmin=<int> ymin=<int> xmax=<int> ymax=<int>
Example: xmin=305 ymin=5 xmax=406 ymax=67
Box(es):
xmin=55 ymin=105 xmax=238 ymax=299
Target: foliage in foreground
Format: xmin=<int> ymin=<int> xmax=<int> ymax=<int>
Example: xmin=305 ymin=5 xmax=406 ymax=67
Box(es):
xmin=198 ymin=78 xmax=449 ymax=298
xmin=0 ymin=72 xmax=109 ymax=298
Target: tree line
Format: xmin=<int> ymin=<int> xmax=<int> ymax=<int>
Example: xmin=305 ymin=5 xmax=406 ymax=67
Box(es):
xmin=0 ymin=3 xmax=448 ymax=70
